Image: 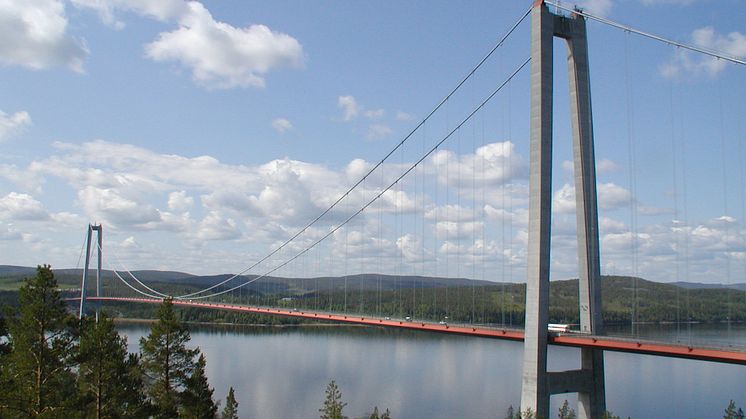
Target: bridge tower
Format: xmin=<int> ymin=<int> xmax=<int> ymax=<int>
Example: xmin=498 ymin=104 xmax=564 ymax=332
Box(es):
xmin=79 ymin=223 xmax=103 ymax=320
xmin=521 ymin=1 xmax=605 ymax=418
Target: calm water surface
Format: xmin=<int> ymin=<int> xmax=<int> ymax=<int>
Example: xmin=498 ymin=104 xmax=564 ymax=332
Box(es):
xmin=119 ymin=323 xmax=746 ymax=419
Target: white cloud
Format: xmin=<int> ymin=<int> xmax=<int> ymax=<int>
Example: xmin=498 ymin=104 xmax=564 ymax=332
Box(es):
xmin=0 ymin=192 xmax=49 ymax=221
xmin=194 ymin=211 xmax=240 ymax=240
xmin=0 ymin=0 xmax=87 ymax=72
xmin=661 ymin=27 xmax=746 ymax=78
xmin=271 ymin=118 xmax=293 ymax=134
xmin=367 ymin=124 xmax=392 ymax=140
xmin=71 ymin=0 xmax=189 ymax=28
xmin=145 ymin=1 xmax=304 ymax=89
xmin=167 ymin=190 xmax=193 ymax=212
xmin=553 ymin=182 xmax=632 ymax=214
xmin=337 ymin=95 xmax=359 ymax=121
xmin=0 ymin=111 xmax=32 ymax=142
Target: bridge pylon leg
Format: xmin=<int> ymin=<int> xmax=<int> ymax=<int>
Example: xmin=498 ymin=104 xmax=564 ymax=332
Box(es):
xmin=79 ymin=224 xmax=103 ymax=320
xmin=521 ymin=2 xmax=605 ymax=418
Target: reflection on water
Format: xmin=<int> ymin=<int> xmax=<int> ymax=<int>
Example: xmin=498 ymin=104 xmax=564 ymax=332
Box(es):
xmin=118 ymin=323 xmax=746 ymax=419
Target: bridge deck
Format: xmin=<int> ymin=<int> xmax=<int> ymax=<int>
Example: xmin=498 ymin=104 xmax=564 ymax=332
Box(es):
xmin=78 ymin=296 xmax=746 ymax=365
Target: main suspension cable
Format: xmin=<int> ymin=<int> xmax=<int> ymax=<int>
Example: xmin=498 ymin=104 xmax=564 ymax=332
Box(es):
xmin=183 ymin=58 xmax=531 ymax=301
xmin=545 ymin=0 xmax=746 ymax=66
xmin=168 ymin=5 xmax=533 ymax=299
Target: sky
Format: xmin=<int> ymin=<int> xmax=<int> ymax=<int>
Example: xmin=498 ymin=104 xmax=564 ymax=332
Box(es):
xmin=1 ymin=0 xmax=745 ymax=286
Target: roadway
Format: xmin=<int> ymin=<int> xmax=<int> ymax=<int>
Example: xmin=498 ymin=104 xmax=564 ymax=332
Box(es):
xmin=74 ymin=296 xmax=746 ymax=365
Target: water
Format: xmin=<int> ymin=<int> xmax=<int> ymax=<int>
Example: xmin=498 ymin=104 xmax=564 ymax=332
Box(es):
xmin=119 ymin=323 xmax=746 ymax=419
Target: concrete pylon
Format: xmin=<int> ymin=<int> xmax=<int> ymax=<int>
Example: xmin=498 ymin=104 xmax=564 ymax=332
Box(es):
xmin=520 ymin=2 xmax=606 ymax=418
xmin=79 ymin=223 xmax=103 ymax=320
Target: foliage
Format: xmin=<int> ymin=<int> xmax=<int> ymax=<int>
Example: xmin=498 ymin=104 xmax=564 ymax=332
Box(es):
xmin=3 ymin=265 xmax=77 ymax=417
xmin=140 ymin=299 xmax=199 ymax=418
xmin=77 ymin=314 xmax=149 ymax=418
xmin=369 ymin=406 xmax=391 ymax=419
xmin=724 ymin=400 xmax=745 ymax=419
xmin=180 ymin=353 xmax=217 ymax=418
xmin=319 ymin=380 xmax=346 ymax=419
xmin=558 ymin=400 xmax=576 ymax=419
xmin=221 ymin=386 xmax=239 ymax=419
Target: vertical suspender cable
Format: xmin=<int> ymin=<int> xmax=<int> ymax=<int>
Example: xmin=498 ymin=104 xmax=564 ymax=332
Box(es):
xmin=624 ymin=30 xmax=640 ymax=336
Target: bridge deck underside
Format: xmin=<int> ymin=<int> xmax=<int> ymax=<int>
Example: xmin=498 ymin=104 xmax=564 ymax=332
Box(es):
xmin=78 ymin=297 xmax=746 ymax=365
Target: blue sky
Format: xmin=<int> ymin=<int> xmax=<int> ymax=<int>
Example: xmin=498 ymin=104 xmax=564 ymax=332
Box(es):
xmin=1 ymin=0 xmax=745 ymax=285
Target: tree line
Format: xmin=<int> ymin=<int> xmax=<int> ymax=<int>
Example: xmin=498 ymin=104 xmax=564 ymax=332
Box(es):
xmin=0 ymin=265 xmax=239 ymax=418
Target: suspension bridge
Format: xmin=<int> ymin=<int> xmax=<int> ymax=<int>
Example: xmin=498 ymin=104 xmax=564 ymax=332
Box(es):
xmin=68 ymin=2 xmax=746 ymax=418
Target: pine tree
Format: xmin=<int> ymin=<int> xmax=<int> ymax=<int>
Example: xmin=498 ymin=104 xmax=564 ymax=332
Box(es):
xmin=140 ymin=299 xmax=198 ymax=418
xmin=558 ymin=400 xmax=576 ymax=419
xmin=6 ymin=265 xmax=77 ymax=417
xmin=724 ymin=400 xmax=745 ymax=419
xmin=77 ymin=314 xmax=148 ymax=418
xmin=180 ymin=353 xmax=217 ymax=418
xmin=369 ymin=406 xmax=391 ymax=419
xmin=221 ymin=387 xmax=239 ymax=419
xmin=319 ymin=380 xmax=346 ymax=419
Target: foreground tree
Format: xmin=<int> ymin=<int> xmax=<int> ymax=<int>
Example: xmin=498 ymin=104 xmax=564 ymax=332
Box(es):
xmin=221 ymin=387 xmax=239 ymax=419
xmin=180 ymin=353 xmax=217 ymax=418
xmin=140 ymin=299 xmax=199 ymax=418
xmin=319 ymin=380 xmax=346 ymax=419
xmin=558 ymin=400 xmax=576 ymax=419
xmin=5 ymin=265 xmax=76 ymax=417
xmin=369 ymin=406 xmax=391 ymax=419
xmin=77 ymin=314 xmax=149 ymax=418
xmin=724 ymin=400 xmax=745 ymax=419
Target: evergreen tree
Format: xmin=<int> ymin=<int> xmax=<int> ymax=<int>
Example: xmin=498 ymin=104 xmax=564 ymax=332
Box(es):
xmin=369 ymin=406 xmax=391 ymax=419
xmin=77 ymin=314 xmax=148 ymax=418
xmin=319 ymin=380 xmax=346 ymax=419
xmin=180 ymin=353 xmax=217 ymax=418
xmin=140 ymin=299 xmax=198 ymax=418
xmin=558 ymin=400 xmax=576 ymax=419
xmin=221 ymin=387 xmax=239 ymax=419
xmin=724 ymin=400 xmax=745 ymax=419
xmin=5 ymin=265 xmax=77 ymax=417
xmin=0 ymin=309 xmax=13 ymax=415
xmin=505 ymin=406 xmax=516 ymax=419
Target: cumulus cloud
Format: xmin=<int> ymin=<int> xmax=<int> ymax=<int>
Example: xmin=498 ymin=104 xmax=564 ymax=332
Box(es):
xmin=0 ymin=192 xmax=49 ymax=221
xmin=432 ymin=141 xmax=528 ymax=188
xmin=553 ymin=182 xmax=632 ymax=214
xmin=0 ymin=0 xmax=88 ymax=72
xmin=0 ymin=111 xmax=32 ymax=142
xmin=71 ymin=0 xmax=189 ymax=27
xmin=194 ymin=211 xmax=241 ymax=240
xmin=660 ymin=27 xmax=746 ymax=78
xmin=74 ymin=1 xmax=306 ymax=87
xmin=337 ymin=95 xmax=359 ymax=121
xmin=168 ymin=190 xmax=193 ymax=212
xmin=271 ymin=118 xmax=293 ymax=134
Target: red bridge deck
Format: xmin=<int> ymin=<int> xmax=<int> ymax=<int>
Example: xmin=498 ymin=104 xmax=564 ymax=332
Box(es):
xmin=77 ymin=296 xmax=746 ymax=365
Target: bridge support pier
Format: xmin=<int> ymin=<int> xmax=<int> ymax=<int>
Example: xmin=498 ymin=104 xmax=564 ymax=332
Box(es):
xmin=79 ymin=224 xmax=103 ymax=320
xmin=521 ymin=2 xmax=605 ymax=418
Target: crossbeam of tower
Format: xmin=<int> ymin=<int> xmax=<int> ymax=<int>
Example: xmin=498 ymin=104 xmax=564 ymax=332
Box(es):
xmin=521 ymin=1 xmax=605 ymax=418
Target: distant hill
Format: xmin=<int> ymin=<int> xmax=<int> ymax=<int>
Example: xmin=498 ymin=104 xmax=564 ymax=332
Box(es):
xmin=2 ymin=264 xmax=744 ymax=293
xmin=669 ymin=281 xmax=746 ymax=291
